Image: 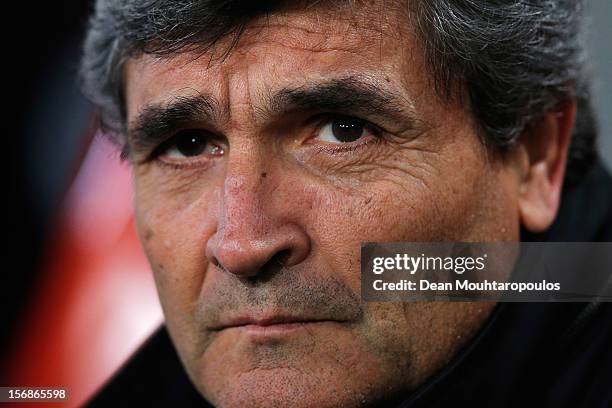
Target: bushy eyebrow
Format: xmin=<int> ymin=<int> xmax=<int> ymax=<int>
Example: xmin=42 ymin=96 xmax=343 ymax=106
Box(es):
xmin=126 ymin=75 xmax=415 ymax=158
xmin=269 ymin=76 xmax=413 ymax=123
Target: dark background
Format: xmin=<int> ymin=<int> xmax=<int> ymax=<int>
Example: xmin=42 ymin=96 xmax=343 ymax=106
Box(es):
xmin=5 ymin=0 xmax=93 ymax=360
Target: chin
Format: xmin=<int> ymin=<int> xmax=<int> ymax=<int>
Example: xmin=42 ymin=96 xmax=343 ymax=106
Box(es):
xmin=200 ymin=367 xmax=374 ymax=408
xmin=189 ymin=338 xmax=405 ymax=408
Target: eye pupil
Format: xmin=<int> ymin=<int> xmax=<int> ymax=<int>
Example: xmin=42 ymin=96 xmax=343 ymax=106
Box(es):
xmin=175 ymin=130 xmax=207 ymax=157
xmin=332 ymin=118 xmax=365 ymax=142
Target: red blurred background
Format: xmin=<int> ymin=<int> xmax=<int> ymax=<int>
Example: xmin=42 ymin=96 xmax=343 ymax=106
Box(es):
xmin=5 ymin=133 xmax=163 ymax=407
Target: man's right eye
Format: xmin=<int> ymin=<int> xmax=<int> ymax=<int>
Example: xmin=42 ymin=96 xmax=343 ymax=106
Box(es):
xmin=160 ymin=129 xmax=224 ymax=160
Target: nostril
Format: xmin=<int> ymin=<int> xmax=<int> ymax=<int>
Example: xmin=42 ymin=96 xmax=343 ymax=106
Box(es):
xmin=272 ymin=249 xmax=291 ymax=267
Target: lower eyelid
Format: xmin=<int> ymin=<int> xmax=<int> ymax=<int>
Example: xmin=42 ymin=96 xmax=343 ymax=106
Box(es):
xmin=311 ymin=134 xmax=382 ymax=154
xmin=157 ymin=155 xmax=215 ymax=170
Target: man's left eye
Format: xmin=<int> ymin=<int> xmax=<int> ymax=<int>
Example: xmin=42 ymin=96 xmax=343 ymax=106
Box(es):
xmin=315 ymin=116 xmax=378 ymax=144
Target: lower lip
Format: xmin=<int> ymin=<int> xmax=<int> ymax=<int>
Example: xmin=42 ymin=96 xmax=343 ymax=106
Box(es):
xmin=237 ymin=321 xmax=333 ymax=337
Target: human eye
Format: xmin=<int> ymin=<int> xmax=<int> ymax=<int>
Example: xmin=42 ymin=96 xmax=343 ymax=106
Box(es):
xmin=156 ymin=128 xmax=225 ymax=164
xmin=314 ymin=115 xmax=382 ymax=145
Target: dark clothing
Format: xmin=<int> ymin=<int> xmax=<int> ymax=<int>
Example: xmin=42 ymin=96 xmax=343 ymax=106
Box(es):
xmin=89 ymin=162 xmax=612 ymax=407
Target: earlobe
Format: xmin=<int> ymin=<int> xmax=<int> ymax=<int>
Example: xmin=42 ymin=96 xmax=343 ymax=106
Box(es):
xmin=518 ymin=101 xmax=576 ymax=233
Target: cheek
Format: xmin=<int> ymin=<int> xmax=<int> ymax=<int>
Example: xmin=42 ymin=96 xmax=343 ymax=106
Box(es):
xmin=134 ymin=170 xmax=218 ymax=279
xmin=133 ymin=174 xmax=219 ymax=350
xmin=306 ymin=144 xmax=518 ymax=295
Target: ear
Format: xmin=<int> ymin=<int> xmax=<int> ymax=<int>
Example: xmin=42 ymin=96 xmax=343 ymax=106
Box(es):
xmin=517 ymin=100 xmax=577 ymax=233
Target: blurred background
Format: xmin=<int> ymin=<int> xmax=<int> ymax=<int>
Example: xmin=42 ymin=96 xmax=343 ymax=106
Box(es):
xmin=2 ymin=1 xmax=612 ymax=407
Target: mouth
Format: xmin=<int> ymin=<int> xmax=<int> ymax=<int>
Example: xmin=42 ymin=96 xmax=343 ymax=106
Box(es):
xmin=210 ymin=315 xmax=346 ymax=338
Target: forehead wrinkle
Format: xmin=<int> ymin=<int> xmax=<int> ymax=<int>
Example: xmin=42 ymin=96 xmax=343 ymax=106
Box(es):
xmin=217 ymin=2 xmax=409 ymax=61
xmin=223 ymin=62 xmax=260 ymax=135
xmin=235 ymin=20 xmax=403 ymax=56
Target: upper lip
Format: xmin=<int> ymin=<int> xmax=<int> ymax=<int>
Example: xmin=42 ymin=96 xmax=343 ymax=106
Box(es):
xmin=210 ymin=314 xmax=340 ymax=331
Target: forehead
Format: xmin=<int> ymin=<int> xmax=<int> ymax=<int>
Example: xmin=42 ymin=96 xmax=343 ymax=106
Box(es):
xmin=123 ymin=2 xmax=425 ymax=118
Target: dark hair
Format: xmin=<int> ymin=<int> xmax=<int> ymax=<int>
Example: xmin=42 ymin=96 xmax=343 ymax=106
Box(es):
xmin=79 ymin=0 xmax=598 ymax=185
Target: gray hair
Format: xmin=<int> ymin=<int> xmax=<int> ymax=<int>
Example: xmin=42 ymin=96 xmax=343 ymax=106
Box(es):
xmin=79 ymin=0 xmax=597 ymax=184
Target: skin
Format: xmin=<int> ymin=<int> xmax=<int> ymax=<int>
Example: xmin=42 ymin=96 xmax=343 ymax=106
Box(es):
xmin=122 ymin=2 xmax=575 ymax=407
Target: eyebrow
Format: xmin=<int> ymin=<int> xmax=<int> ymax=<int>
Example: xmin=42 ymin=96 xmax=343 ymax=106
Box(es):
xmin=127 ymin=75 xmax=415 ymax=157
xmin=268 ymin=76 xmax=413 ymax=123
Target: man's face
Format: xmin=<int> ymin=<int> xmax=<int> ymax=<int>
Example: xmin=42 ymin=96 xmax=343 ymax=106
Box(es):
xmin=125 ymin=3 xmax=520 ymax=407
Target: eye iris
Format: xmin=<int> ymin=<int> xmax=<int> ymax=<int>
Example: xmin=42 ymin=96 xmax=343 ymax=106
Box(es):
xmin=175 ymin=131 xmax=207 ymax=157
xmin=331 ymin=118 xmax=365 ymax=142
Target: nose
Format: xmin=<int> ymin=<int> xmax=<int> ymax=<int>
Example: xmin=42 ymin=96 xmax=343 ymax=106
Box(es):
xmin=205 ymin=165 xmax=310 ymax=278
